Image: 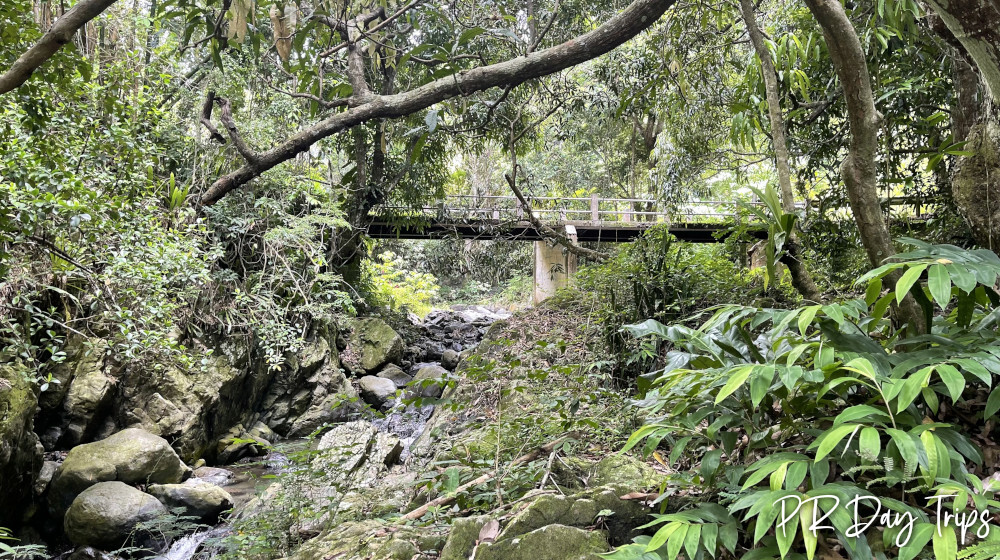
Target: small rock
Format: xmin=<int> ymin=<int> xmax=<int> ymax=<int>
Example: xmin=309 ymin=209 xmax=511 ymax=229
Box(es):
xmin=409 ymin=364 xmax=450 ymax=399
xmin=376 ymin=364 xmax=412 ymax=388
xmin=441 ymin=349 xmax=461 ymax=370
xmin=359 ymin=376 xmax=397 ymax=409
xmin=64 ymin=481 xmax=166 ymax=549
xmin=148 ymin=479 xmax=234 ymax=521
xmin=193 ymin=466 xmax=235 ymax=486
xmin=34 ymin=460 xmax=59 ymax=496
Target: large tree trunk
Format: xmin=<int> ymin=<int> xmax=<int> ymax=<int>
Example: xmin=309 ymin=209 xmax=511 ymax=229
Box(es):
xmin=803 ymin=0 xmax=925 ymax=332
xmin=924 ymin=1 xmax=1000 ymax=254
xmin=739 ymin=0 xmax=823 ymax=302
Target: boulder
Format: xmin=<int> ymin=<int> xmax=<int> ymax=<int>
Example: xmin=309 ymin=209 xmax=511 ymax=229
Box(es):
xmin=359 ymin=376 xmax=397 ymax=409
xmin=589 ymin=454 xmax=660 ymax=489
xmin=441 ymin=349 xmax=460 ymax=371
xmin=34 ymin=460 xmax=59 ymax=496
xmin=475 ymin=524 xmax=609 ymax=560
xmin=58 ymin=360 xmax=113 ymax=448
xmin=440 ymin=515 xmax=492 ymax=560
xmin=215 ymin=424 xmax=270 ymax=464
xmin=148 ymin=478 xmax=234 ymax=520
xmin=119 ymin=336 xmax=279 ymax=462
xmin=64 ymin=481 xmax=167 ymax=549
xmin=376 ymin=364 xmax=411 ymax=388
xmin=342 ymin=318 xmax=404 ymax=374
xmin=49 ymin=428 xmax=190 ymax=514
xmin=409 ymin=364 xmax=450 ymax=398
xmin=498 ymin=486 xmax=650 ymax=546
xmin=0 ymin=364 xmax=43 ymax=526
xmin=282 ymin=520 xmax=443 ymax=560
xmin=192 ymin=466 xmax=234 ymax=487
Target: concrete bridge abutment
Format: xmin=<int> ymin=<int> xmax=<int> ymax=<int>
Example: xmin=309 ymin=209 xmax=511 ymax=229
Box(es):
xmin=533 ymin=225 xmax=579 ymax=303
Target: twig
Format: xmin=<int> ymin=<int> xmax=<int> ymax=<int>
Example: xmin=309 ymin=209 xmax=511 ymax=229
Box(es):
xmin=200 ymin=91 xmax=226 ymax=144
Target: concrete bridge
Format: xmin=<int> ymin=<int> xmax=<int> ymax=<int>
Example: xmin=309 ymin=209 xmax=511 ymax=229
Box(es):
xmin=366 ymin=194 xmax=934 ymax=303
xmin=366 ymin=195 xmax=762 ymax=302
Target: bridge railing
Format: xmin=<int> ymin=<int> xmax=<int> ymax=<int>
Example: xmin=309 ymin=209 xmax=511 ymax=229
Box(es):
xmin=373 ymin=194 xmax=754 ymax=225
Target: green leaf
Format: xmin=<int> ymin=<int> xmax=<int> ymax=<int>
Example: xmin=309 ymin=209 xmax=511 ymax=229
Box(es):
xmin=932 ymin=524 xmax=957 ymax=560
xmin=683 ymin=523 xmax=701 ymax=560
xmin=811 ymin=424 xmax=858 ymax=460
xmin=896 ymin=264 xmax=929 ymax=304
xmin=702 ymin=523 xmax=718 ymax=558
xmin=896 ymin=366 xmax=933 ymax=413
xmin=645 ymin=522 xmax=681 ymax=553
xmin=667 ymin=523 xmax=688 ymax=560
xmin=718 ymin=523 xmax=738 ymax=553
xmin=936 ymin=364 xmax=965 ymax=402
xmin=798 ymin=305 xmax=820 ymax=335
xmin=859 ymin=427 xmax=880 ymax=462
xmin=800 ymin=499 xmax=817 ymax=560
xmin=715 ymin=365 xmax=754 ymax=404
xmin=898 ymin=523 xmax=934 ymax=560
xmin=701 ymin=449 xmax=724 ymax=484
xmin=985 ymin=386 xmax=1000 ymax=419
xmin=927 ymin=264 xmax=952 ymax=309
xmin=865 ymin=278 xmax=883 ymax=306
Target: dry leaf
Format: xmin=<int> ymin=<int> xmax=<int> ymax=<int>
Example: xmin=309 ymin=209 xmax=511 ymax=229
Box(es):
xmin=478 ymin=519 xmax=500 ymax=544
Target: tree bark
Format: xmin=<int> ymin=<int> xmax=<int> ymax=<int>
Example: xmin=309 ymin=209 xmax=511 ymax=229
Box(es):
xmin=739 ymin=0 xmax=823 ymax=302
xmin=0 ymin=0 xmax=119 ymax=95
xmin=924 ymin=0 xmax=1000 ymax=103
xmin=803 ymin=0 xmax=925 ymax=332
xmin=198 ymin=0 xmax=677 ymax=206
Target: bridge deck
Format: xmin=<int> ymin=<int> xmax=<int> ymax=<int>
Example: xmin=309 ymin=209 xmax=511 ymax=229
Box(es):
xmin=365 ymin=220 xmax=759 ymax=242
xmin=367 ymin=194 xmax=935 ymax=243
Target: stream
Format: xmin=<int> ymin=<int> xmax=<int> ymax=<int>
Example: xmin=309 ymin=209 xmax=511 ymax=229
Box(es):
xmin=155 ymin=306 xmax=509 ymax=560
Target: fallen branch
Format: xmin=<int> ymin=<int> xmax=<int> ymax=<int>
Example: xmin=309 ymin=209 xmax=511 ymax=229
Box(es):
xmin=400 ymin=432 xmax=579 ymax=521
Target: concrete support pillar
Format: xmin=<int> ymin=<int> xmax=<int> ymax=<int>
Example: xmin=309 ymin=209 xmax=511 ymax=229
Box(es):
xmin=533 ymin=226 xmax=579 ymax=304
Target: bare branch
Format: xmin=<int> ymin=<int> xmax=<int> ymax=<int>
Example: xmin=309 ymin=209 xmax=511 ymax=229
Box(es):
xmin=319 ymin=0 xmax=427 ymax=58
xmin=0 ymin=0 xmax=119 ymax=95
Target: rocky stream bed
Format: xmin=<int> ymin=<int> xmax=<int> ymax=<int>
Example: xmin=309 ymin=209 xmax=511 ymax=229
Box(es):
xmin=0 ymin=304 xmax=663 ymax=559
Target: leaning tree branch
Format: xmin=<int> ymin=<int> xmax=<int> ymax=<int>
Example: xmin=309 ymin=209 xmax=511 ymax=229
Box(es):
xmin=198 ymin=0 xmax=676 ymax=206
xmin=505 ymin=173 xmax=609 ymax=263
xmin=0 ymin=0 xmax=119 ymax=95
xmin=215 ymin=97 xmax=260 ymax=164
xmin=200 ymin=91 xmax=227 ymax=144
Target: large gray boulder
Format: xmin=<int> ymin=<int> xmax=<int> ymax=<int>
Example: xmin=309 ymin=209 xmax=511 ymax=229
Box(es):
xmin=376 ymin=364 xmax=411 ymax=388
xmin=359 ymin=376 xmax=397 ymax=409
xmin=342 ymin=318 xmax=404 ymax=374
xmin=49 ymin=428 xmax=190 ymax=514
xmin=0 ymin=364 xmax=43 ymax=527
xmin=64 ymin=481 xmax=167 ymax=549
xmin=148 ymin=478 xmax=234 ymax=520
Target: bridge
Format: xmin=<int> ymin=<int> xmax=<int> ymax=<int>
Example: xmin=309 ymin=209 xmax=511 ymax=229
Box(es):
xmin=366 ymin=194 xmax=935 ymax=303
xmin=367 ymin=195 xmax=758 ymax=243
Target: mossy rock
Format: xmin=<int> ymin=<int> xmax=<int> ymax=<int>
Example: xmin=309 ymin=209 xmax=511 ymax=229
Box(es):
xmin=0 ymin=363 xmax=43 ymax=526
xmin=590 ymin=454 xmax=660 ymax=489
xmin=49 ymin=428 xmax=190 ymax=515
xmin=475 ymin=524 xmax=609 ymax=560
xmin=499 ymin=486 xmax=650 ymax=546
xmin=343 ymin=318 xmax=404 ymax=374
xmin=64 ymin=481 xmax=167 ymax=549
xmin=440 ymin=515 xmax=491 ymax=560
xmin=281 ymin=520 xmax=442 ymax=560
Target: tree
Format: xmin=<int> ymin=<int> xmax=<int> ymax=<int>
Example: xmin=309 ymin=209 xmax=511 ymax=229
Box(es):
xmin=196 ymin=0 xmax=677 ymax=206
xmin=803 ymin=0 xmax=925 ymax=331
xmin=739 ymin=0 xmax=822 ymax=302
xmin=0 ymin=0 xmax=117 ymax=94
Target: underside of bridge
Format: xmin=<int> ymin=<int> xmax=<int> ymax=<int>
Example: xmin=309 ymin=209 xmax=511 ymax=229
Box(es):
xmin=365 ymin=220 xmax=765 ymax=243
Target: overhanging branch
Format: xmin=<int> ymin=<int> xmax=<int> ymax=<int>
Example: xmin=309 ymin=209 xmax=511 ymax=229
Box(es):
xmin=0 ymin=0 xmax=119 ymax=94
xmin=198 ymin=0 xmax=676 ymax=207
